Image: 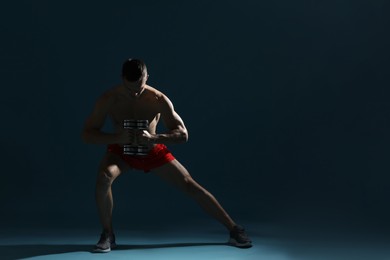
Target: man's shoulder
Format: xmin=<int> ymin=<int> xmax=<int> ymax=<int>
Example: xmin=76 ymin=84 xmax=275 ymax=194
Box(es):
xmin=97 ymin=85 xmax=121 ymax=105
xmin=145 ymin=85 xmax=166 ymax=101
xmin=145 ymin=86 xmax=175 ymax=113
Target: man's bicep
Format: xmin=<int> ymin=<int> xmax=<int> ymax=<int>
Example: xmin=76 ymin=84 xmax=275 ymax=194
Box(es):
xmin=83 ymin=96 xmax=110 ymax=131
xmin=84 ymin=111 xmax=106 ymax=131
xmin=164 ymin=111 xmax=186 ymax=132
xmin=160 ymin=96 xmax=186 ymax=131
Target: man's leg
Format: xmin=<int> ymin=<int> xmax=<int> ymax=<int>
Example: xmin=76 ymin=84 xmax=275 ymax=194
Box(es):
xmin=151 ymin=159 xmax=237 ymax=231
xmin=94 ymin=152 xmax=130 ymax=252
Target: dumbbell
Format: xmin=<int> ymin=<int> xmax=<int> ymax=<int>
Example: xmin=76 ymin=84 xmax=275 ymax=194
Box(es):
xmin=123 ymin=119 xmax=149 ymax=155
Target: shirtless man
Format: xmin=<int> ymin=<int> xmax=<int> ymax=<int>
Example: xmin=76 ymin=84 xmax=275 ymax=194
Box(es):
xmin=82 ymin=58 xmax=252 ymax=252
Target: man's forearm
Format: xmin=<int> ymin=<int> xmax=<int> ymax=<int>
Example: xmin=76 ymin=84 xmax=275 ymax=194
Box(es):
xmin=152 ymin=130 xmax=188 ymax=145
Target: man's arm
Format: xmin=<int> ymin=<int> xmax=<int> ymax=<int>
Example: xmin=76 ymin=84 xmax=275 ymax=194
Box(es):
xmin=82 ymin=92 xmax=127 ymax=144
xmin=147 ymin=94 xmax=188 ymax=145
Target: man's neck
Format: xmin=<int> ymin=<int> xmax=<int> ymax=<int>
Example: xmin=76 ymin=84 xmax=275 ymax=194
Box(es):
xmin=122 ymin=85 xmax=147 ymax=99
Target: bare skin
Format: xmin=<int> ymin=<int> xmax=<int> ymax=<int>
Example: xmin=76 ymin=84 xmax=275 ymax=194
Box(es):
xmin=82 ymin=74 xmax=237 ymax=235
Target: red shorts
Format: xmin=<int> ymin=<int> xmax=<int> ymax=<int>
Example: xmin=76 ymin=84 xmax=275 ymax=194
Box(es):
xmin=107 ymin=143 xmax=175 ymax=173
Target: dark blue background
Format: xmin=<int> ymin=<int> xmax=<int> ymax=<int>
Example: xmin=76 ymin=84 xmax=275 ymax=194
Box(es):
xmin=1 ymin=1 xmax=389 ymax=229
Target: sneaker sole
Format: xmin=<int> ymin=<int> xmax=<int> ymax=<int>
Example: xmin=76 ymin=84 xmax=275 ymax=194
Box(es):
xmin=93 ymin=243 xmax=117 ymax=253
xmin=93 ymin=247 xmax=111 ymax=253
xmin=228 ymin=238 xmax=253 ymax=248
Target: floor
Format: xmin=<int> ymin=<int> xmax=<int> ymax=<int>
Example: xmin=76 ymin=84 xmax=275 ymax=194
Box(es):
xmin=1 ymin=221 xmax=390 ymax=260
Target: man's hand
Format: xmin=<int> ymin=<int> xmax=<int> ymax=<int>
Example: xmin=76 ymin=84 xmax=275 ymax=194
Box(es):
xmin=116 ymin=129 xmax=155 ymax=145
xmin=137 ymin=130 xmax=155 ymax=145
xmin=116 ymin=129 xmax=137 ymax=145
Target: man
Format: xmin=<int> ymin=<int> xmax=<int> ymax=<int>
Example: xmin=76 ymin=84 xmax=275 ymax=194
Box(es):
xmin=82 ymin=58 xmax=252 ymax=253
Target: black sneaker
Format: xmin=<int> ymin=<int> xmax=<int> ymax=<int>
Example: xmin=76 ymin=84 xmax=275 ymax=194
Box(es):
xmin=93 ymin=232 xmax=117 ymax=253
xmin=229 ymin=225 xmax=252 ymax=248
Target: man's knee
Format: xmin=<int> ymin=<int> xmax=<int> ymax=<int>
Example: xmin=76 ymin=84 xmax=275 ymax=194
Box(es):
xmin=97 ymin=165 xmax=121 ymax=186
xmin=183 ymin=177 xmax=207 ymax=196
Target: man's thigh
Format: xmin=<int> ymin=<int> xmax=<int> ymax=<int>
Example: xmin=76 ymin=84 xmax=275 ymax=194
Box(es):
xmin=98 ymin=152 xmax=131 ymax=177
xmin=151 ymin=159 xmax=197 ymax=190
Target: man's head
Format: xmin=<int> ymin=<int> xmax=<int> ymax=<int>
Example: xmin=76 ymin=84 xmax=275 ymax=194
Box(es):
xmin=122 ymin=58 xmax=148 ymax=96
xmin=122 ymin=58 xmax=148 ymax=82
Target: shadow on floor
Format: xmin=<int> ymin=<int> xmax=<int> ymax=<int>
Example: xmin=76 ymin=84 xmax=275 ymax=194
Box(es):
xmin=0 ymin=242 xmax=229 ymax=260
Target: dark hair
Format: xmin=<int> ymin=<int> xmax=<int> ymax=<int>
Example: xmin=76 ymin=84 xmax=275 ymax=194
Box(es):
xmin=121 ymin=58 xmax=147 ymax=82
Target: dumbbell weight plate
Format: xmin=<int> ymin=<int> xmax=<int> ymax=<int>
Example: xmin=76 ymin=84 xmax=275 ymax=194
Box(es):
xmin=123 ymin=119 xmax=149 ymax=129
xmin=123 ymin=145 xmax=149 ymax=155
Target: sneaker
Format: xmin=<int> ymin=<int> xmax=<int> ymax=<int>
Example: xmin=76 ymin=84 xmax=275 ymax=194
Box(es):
xmin=93 ymin=232 xmax=117 ymax=253
xmin=229 ymin=225 xmax=252 ymax=248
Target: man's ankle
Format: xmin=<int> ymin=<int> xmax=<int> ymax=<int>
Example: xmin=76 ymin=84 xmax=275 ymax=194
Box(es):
xmin=103 ymin=229 xmax=114 ymax=235
xmin=227 ymin=223 xmax=238 ymax=232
